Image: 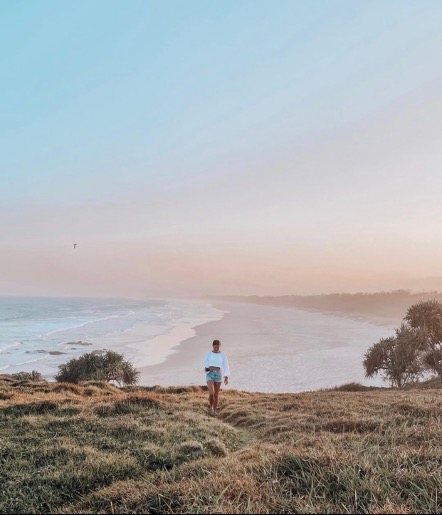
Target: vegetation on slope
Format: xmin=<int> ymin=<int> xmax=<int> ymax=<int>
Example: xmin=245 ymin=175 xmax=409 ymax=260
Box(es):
xmin=54 ymin=350 xmax=139 ymax=386
xmin=1 ymin=377 xmax=441 ymax=514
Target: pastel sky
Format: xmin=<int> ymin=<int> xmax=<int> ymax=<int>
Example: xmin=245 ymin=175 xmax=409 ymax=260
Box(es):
xmin=1 ymin=0 xmax=442 ymax=298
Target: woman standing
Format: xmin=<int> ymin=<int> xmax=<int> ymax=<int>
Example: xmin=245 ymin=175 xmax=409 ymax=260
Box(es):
xmin=204 ymin=339 xmax=230 ymax=416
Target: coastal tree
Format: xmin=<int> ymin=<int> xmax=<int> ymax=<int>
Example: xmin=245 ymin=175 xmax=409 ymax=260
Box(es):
xmin=363 ymin=323 xmax=427 ymax=387
xmin=404 ymin=299 xmax=442 ymax=379
xmin=55 ymin=350 xmax=140 ymax=386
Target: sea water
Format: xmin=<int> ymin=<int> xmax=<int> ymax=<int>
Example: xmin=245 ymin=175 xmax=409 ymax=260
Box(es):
xmin=0 ymin=296 xmax=224 ymax=380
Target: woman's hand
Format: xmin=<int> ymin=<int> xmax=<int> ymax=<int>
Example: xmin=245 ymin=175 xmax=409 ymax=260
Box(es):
xmin=224 ymin=376 xmax=229 ymax=385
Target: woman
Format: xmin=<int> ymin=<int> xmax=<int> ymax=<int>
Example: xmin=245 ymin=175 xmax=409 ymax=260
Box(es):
xmin=204 ymin=339 xmax=230 ymax=417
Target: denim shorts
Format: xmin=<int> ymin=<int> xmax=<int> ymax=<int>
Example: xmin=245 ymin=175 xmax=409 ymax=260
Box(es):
xmin=206 ymin=370 xmax=222 ymax=382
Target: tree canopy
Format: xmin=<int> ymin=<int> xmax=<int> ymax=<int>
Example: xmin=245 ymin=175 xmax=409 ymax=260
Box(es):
xmin=363 ymin=299 xmax=442 ymax=387
xmin=404 ymin=299 xmax=442 ymax=379
xmin=363 ymin=324 xmax=426 ymax=387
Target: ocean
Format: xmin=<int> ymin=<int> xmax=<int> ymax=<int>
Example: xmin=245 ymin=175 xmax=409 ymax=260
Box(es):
xmin=0 ymin=296 xmax=224 ymax=380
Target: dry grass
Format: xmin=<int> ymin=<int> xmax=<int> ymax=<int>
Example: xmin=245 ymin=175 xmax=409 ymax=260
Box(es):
xmin=1 ymin=376 xmax=441 ymax=513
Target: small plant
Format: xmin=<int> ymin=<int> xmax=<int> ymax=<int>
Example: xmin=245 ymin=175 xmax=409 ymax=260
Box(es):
xmin=55 ymin=350 xmax=140 ymax=386
xmin=11 ymin=370 xmax=45 ymax=382
xmin=330 ymin=382 xmax=375 ymax=392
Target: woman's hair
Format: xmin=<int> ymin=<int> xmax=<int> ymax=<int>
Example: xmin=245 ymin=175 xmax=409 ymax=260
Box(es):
xmin=212 ymin=339 xmax=220 ymax=346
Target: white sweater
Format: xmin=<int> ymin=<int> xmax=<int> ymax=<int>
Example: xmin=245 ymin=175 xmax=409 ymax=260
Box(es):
xmin=204 ymin=351 xmax=230 ymax=377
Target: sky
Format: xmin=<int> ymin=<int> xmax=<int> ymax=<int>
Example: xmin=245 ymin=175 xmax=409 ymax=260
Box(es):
xmin=1 ymin=0 xmax=442 ymax=298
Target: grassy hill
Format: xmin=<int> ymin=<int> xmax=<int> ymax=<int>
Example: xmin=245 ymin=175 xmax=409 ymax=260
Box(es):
xmin=1 ymin=376 xmax=441 ymax=514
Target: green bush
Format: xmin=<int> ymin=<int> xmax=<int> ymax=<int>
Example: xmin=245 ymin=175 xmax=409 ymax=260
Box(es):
xmin=55 ymin=350 xmax=139 ymax=386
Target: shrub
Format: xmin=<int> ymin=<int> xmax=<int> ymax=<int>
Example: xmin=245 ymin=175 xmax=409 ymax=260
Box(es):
xmin=11 ymin=370 xmax=45 ymax=382
xmin=330 ymin=382 xmax=377 ymax=392
xmin=55 ymin=350 xmax=139 ymax=386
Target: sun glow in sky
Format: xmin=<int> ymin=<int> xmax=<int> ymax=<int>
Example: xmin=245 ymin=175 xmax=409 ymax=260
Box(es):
xmin=1 ymin=0 xmax=442 ymax=297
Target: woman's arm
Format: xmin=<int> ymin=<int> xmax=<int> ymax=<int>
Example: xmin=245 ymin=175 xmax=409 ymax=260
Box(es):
xmin=204 ymin=352 xmax=210 ymax=371
xmin=222 ymin=353 xmax=230 ymax=383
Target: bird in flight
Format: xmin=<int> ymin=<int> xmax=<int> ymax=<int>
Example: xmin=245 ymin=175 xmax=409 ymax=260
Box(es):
xmin=73 ymin=243 xmax=78 ymax=249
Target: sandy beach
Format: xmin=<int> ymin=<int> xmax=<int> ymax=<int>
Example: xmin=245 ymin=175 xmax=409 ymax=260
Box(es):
xmin=138 ymin=300 xmax=396 ymax=393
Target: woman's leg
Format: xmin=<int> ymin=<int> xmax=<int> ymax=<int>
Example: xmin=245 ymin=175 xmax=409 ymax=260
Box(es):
xmin=213 ymin=381 xmax=222 ymax=414
xmin=206 ymin=380 xmax=215 ymax=414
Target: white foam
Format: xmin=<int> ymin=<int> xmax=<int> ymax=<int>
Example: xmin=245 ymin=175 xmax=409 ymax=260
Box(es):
xmin=15 ymin=354 xmax=49 ymax=366
xmin=44 ymin=315 xmax=120 ymax=336
xmin=0 ymin=341 xmax=22 ymax=353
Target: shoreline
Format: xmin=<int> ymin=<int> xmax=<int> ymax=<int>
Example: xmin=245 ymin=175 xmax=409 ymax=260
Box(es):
xmin=124 ymin=322 xmax=208 ymax=368
xmin=137 ymin=300 xmax=395 ymax=393
xmin=83 ymin=298 xmax=227 ymax=370
xmin=137 ymin=307 xmax=231 ymax=388
xmin=0 ymin=297 xmax=227 ymax=380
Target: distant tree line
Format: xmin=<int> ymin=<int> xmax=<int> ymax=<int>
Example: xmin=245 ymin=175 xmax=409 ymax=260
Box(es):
xmin=363 ymin=299 xmax=442 ymax=387
xmin=221 ymin=290 xmax=442 ymax=321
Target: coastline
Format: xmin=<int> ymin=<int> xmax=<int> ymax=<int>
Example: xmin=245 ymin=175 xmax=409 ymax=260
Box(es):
xmin=78 ymin=297 xmax=227 ymax=371
xmin=103 ymin=318 xmax=224 ymax=369
xmin=137 ymin=300 xmax=396 ymax=393
xmin=137 ymin=307 xmax=230 ymax=388
xmin=0 ymin=297 xmax=226 ymax=381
